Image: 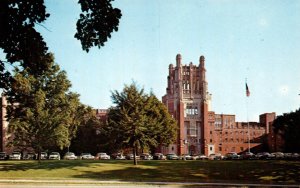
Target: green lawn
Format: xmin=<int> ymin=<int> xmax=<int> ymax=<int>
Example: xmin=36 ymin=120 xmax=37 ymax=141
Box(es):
xmin=0 ymin=160 xmax=299 ymax=185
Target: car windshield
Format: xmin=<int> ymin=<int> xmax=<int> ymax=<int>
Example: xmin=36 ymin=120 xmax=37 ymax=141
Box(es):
xmin=50 ymin=152 xmax=59 ymax=155
xmin=81 ymin=153 xmax=90 ymax=155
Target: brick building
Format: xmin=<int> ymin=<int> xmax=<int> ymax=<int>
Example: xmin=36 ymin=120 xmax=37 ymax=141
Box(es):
xmin=95 ymin=109 xmax=108 ymax=122
xmin=0 ymin=94 xmax=8 ymax=152
xmin=0 ymin=94 xmax=15 ymax=153
xmin=162 ymin=54 xmax=276 ymax=156
xmin=162 ymin=54 xmax=211 ymax=155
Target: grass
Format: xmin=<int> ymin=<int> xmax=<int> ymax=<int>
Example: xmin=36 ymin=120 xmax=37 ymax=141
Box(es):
xmin=0 ymin=160 xmax=299 ymax=185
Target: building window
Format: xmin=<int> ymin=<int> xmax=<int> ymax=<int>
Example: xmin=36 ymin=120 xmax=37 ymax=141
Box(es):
xmin=210 ymin=147 xmax=213 ymax=151
xmin=219 ymin=147 xmax=222 ymax=151
xmin=185 ymin=105 xmax=198 ymax=116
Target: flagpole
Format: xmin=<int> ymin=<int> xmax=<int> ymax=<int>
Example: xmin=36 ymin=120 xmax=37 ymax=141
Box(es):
xmin=246 ymin=96 xmax=250 ymax=153
xmin=245 ymin=79 xmax=250 ymax=153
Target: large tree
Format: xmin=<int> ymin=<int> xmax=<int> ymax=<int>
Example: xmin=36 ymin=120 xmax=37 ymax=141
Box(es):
xmin=107 ymin=83 xmax=177 ymax=165
xmin=272 ymin=108 xmax=300 ymax=152
xmin=6 ymin=53 xmax=82 ymax=159
xmin=0 ymin=0 xmax=122 ymax=89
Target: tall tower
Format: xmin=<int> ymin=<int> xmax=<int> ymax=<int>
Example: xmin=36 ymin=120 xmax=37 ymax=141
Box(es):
xmin=162 ymin=54 xmax=211 ymax=155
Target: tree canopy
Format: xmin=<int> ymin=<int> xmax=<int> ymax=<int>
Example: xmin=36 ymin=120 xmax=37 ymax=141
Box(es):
xmin=0 ymin=0 xmax=121 ymax=89
xmin=6 ymin=54 xmax=83 ymax=157
xmin=272 ymin=108 xmax=300 ymax=152
xmin=107 ymin=83 xmax=177 ymax=165
xmin=70 ymin=107 xmax=108 ymax=155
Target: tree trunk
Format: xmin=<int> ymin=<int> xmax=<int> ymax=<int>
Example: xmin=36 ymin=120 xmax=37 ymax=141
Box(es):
xmin=37 ymin=148 xmax=41 ymax=163
xmin=133 ymin=147 xmax=137 ymax=165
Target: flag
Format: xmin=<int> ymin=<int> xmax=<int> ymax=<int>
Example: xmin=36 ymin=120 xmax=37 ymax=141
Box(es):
xmin=246 ymin=83 xmax=250 ymax=97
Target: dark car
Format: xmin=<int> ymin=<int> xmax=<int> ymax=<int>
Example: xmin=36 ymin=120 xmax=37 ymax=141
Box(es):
xmin=240 ymin=152 xmax=255 ymax=160
xmin=0 ymin=152 xmax=8 ymax=160
xmin=153 ymin=153 xmax=166 ymax=160
xmin=23 ymin=152 xmax=36 ymax=160
xmin=224 ymin=152 xmax=239 ymax=160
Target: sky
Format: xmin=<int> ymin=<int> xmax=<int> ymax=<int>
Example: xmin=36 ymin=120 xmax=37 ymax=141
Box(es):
xmin=4 ymin=0 xmax=300 ymax=122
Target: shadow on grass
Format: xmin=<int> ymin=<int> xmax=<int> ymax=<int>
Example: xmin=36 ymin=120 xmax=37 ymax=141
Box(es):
xmin=71 ymin=160 xmax=300 ymax=185
xmin=0 ymin=160 xmax=98 ymax=172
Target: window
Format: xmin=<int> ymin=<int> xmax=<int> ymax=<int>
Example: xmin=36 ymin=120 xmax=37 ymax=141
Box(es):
xmin=189 ymin=123 xmax=197 ymax=137
xmin=185 ymin=105 xmax=198 ymax=116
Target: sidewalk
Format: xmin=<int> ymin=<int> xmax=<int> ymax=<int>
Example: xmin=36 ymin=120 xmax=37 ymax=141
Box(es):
xmin=0 ymin=179 xmax=299 ymax=188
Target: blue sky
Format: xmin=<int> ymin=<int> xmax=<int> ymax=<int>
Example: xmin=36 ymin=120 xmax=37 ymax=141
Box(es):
xmin=6 ymin=0 xmax=300 ymax=122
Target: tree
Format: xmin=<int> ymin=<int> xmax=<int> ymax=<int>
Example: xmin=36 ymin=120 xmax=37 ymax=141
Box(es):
xmin=107 ymin=83 xmax=177 ymax=165
xmin=6 ymin=53 xmax=82 ymax=160
xmin=70 ymin=107 xmax=109 ymax=155
xmin=272 ymin=108 xmax=300 ymax=152
xmin=0 ymin=0 xmax=122 ymax=89
xmin=75 ymin=0 xmax=122 ymax=52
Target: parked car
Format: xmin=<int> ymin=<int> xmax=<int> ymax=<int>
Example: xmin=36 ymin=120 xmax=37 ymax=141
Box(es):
xmin=9 ymin=151 xmax=22 ymax=160
xmin=0 ymin=152 xmax=8 ymax=160
xmin=40 ymin=152 xmax=48 ymax=160
xmin=255 ymin=152 xmax=274 ymax=160
xmin=153 ymin=153 xmax=166 ymax=160
xmin=224 ymin=152 xmax=239 ymax=160
xmin=111 ymin=153 xmax=126 ymax=160
xmin=271 ymin=152 xmax=284 ymax=159
xmin=192 ymin=154 xmax=208 ymax=160
xmin=284 ymin=153 xmax=292 ymax=160
xmin=180 ymin=154 xmax=192 ymax=160
xmin=49 ymin=152 xmax=60 ymax=160
xmin=115 ymin=154 xmax=126 ymax=160
xmin=96 ymin=152 xmax=111 ymax=160
xmin=166 ymin=153 xmax=179 ymax=160
xmin=63 ymin=152 xmax=77 ymax=160
xmin=140 ymin=153 xmax=153 ymax=160
xmin=240 ymin=152 xmax=255 ymax=160
xmin=208 ymin=153 xmax=223 ymax=160
xmin=125 ymin=154 xmax=140 ymax=160
xmin=80 ymin=153 xmax=95 ymax=160
xmin=284 ymin=153 xmax=300 ymax=160
xmin=23 ymin=152 xmax=36 ymax=160
xmin=291 ymin=153 xmax=300 ymax=160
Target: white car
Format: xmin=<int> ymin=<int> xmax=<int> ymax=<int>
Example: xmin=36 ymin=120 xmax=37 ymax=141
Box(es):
xmin=40 ymin=152 xmax=48 ymax=160
xmin=208 ymin=153 xmax=224 ymax=160
xmin=9 ymin=152 xmax=21 ymax=160
xmin=80 ymin=153 xmax=95 ymax=160
xmin=63 ymin=152 xmax=77 ymax=160
xmin=115 ymin=154 xmax=126 ymax=160
xmin=49 ymin=152 xmax=61 ymax=160
xmin=96 ymin=152 xmax=110 ymax=160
